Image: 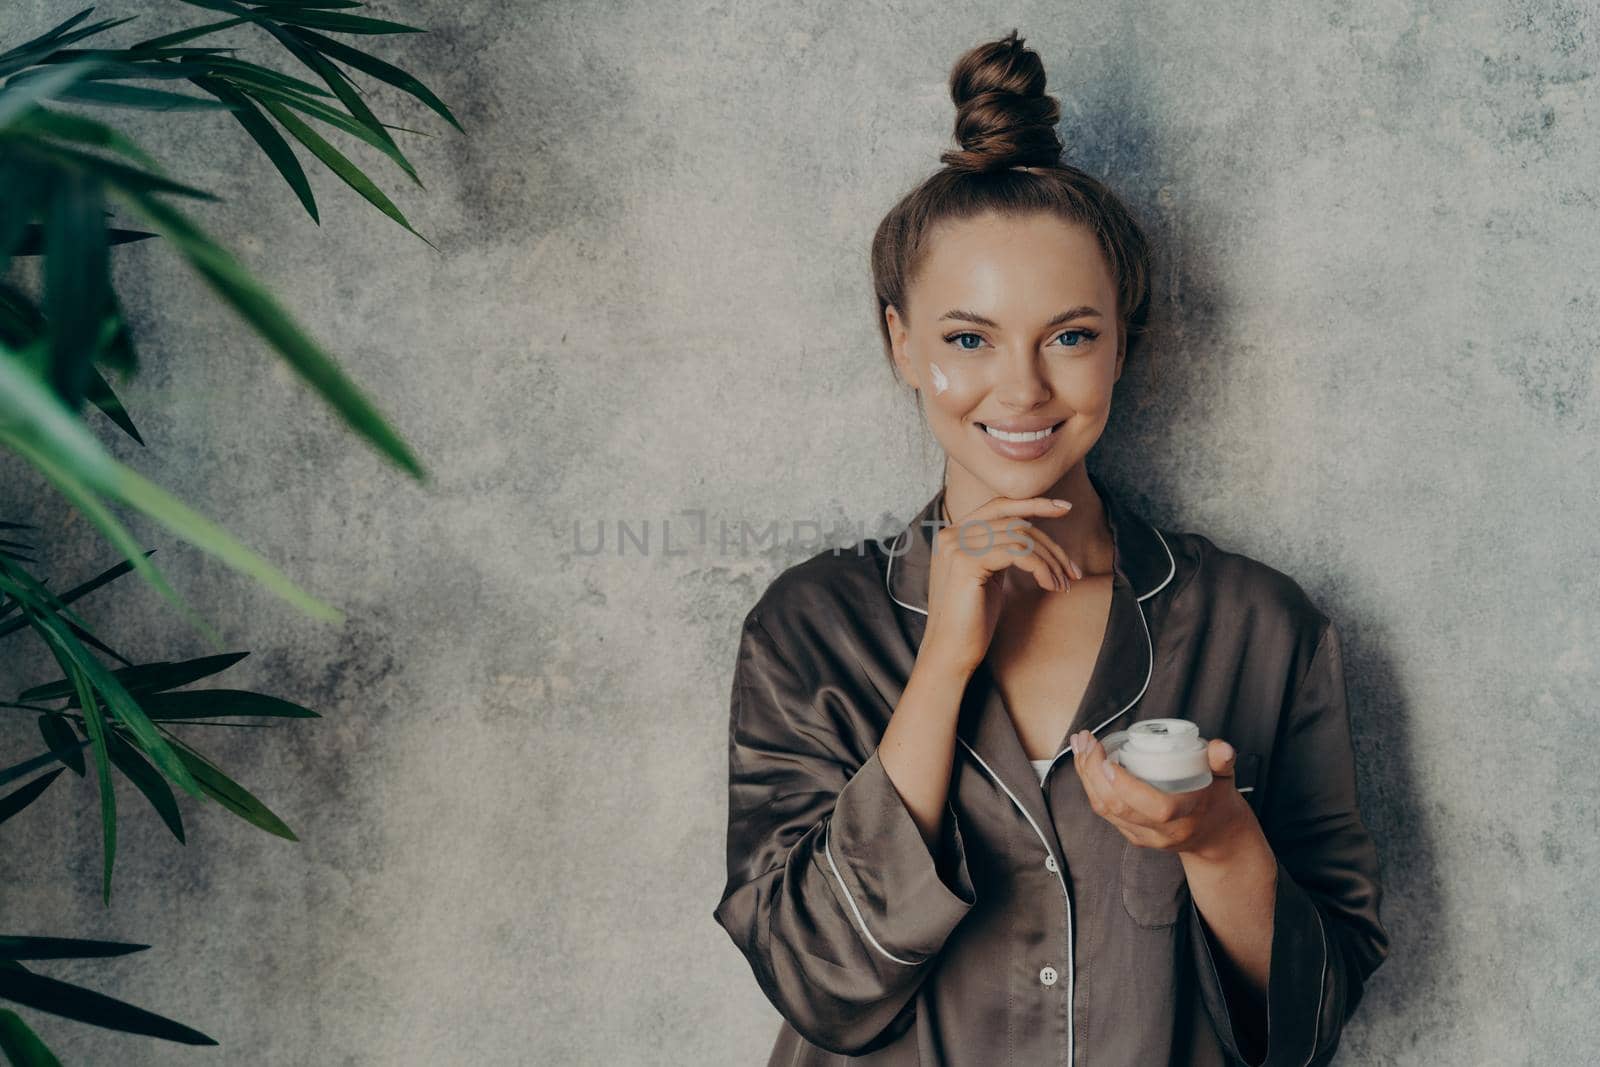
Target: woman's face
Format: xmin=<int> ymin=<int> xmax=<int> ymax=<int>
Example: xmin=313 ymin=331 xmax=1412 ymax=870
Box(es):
xmin=886 ymin=211 xmax=1124 ymax=503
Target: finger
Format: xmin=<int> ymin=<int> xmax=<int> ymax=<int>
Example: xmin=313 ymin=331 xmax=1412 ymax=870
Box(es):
xmin=997 ymin=526 xmax=1070 ymax=591
xmin=957 ymin=494 xmax=1073 ymax=529
xmin=1070 ymin=730 xmax=1123 ymax=818
xmin=1207 ymin=738 xmax=1237 ymax=778
xmin=962 ymin=526 xmax=1067 ymax=592
xmin=934 ymin=508 xmax=1075 ymax=588
xmin=1072 ymin=733 xmax=1153 ymax=841
xmin=1000 ymin=517 xmax=1083 ymax=585
xmin=1079 ymin=731 xmax=1176 ymax=824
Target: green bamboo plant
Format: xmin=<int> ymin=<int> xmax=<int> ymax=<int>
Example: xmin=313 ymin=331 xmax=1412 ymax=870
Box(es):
xmin=0 ymin=2 xmax=459 ymax=1060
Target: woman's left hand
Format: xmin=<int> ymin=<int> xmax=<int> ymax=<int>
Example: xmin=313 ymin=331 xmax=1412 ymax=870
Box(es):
xmin=1068 ymin=728 xmax=1253 ymax=863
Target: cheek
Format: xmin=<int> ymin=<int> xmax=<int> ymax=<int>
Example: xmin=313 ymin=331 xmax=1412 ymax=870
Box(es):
xmin=925 ymin=360 xmax=987 ymax=414
xmin=1055 ymin=359 xmax=1116 ymax=412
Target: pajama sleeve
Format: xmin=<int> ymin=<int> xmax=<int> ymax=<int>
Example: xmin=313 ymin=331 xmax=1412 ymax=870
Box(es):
xmin=711 ymin=607 xmax=978 ymax=1056
xmin=1189 ymin=618 xmax=1391 ymax=1067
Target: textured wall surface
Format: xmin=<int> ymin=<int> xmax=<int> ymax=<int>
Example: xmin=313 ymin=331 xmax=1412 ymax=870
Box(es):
xmin=2 ymin=1 xmax=1596 ymax=1063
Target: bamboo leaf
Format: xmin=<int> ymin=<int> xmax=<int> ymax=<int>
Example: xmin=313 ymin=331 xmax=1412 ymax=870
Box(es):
xmin=2 ymin=574 xmax=206 ymax=810
xmin=0 ymin=8 xmax=95 ymax=66
xmin=111 ymin=188 xmax=426 ymax=478
xmin=259 ymin=98 xmax=427 ymax=236
xmin=139 ymin=689 xmax=320 ymax=720
xmin=104 ymin=729 xmax=185 ymax=843
xmin=19 ymin=652 xmax=250 ymax=703
xmin=0 ymin=57 xmax=107 ymax=128
xmin=0 ymin=550 xmax=155 ymax=643
xmin=17 ymin=139 xmax=220 ymax=201
xmin=0 ymin=767 xmax=66 ymax=824
xmin=11 ymin=224 xmax=159 ymax=256
xmin=0 ymin=413 xmax=224 ymax=648
xmin=0 ymin=1007 xmax=63 ymax=1067
xmin=181 ymin=54 xmax=335 ymax=99
xmin=81 ymin=345 xmax=146 ymax=443
xmin=32 ymin=56 xmax=222 ymax=82
xmin=163 ymin=732 xmax=297 ymax=841
xmin=254 ymin=8 xmax=425 ymax=35
xmin=0 ymin=14 xmax=132 ymax=80
xmin=42 ymin=172 xmax=111 ymax=409
xmin=43 ymin=643 xmax=119 ymax=904
xmin=285 ymin=25 xmax=462 ymax=133
xmin=1 ymin=106 xmax=164 ymax=175
xmin=0 ymin=936 xmax=147 ymax=960
xmin=98 ymin=289 xmax=144 ymax=379
xmin=250 ymin=0 xmax=366 ymax=9
xmin=37 ymin=714 xmax=86 ymax=776
xmin=0 ymin=345 xmax=345 ymax=625
xmin=0 ymin=158 xmax=51 ymax=275
xmin=175 ymin=0 xmax=422 ymax=35
xmin=0 ymin=746 xmax=84 ymax=790
xmin=230 ymin=79 xmax=421 ymax=185
xmin=130 ymin=20 xmax=252 ymax=52
xmin=191 ymin=75 xmax=318 ymax=223
xmin=0 ymin=965 xmax=217 ymax=1045
xmin=262 ymin=22 xmax=403 ymax=166
xmin=58 ymin=45 xmax=238 ymax=62
xmin=0 ymin=542 xmax=100 ymax=636
xmin=53 ymin=81 xmax=236 ymax=113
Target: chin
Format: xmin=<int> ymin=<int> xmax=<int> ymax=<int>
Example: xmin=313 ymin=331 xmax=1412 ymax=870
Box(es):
xmin=970 ymin=462 xmax=1072 ymax=501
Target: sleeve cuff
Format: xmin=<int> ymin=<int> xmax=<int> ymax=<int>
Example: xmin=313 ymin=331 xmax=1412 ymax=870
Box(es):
xmin=821 ymin=748 xmax=978 ymax=966
xmin=1189 ymin=855 xmax=1329 ymax=1067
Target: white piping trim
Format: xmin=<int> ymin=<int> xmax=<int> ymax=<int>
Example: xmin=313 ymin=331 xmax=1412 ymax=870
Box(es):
xmin=885 ymin=515 xmax=1177 ymax=1067
xmin=1305 ymin=901 xmax=1328 ymax=1067
xmin=953 ymin=738 xmax=1078 ymax=1064
xmin=821 ymin=822 xmax=921 ymax=967
xmin=884 ymin=526 xmax=921 ymax=615
xmin=1135 ymin=526 xmax=1178 ymax=603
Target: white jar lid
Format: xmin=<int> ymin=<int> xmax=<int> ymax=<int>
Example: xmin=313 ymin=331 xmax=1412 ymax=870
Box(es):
xmin=1125 ymin=718 xmax=1201 ymax=754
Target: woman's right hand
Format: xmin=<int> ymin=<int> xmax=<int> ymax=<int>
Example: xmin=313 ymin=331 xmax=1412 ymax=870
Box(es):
xmin=920 ymin=495 xmax=1085 ymax=676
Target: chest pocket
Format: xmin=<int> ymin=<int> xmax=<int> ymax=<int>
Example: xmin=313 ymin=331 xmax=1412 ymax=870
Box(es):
xmin=1119 ymin=752 xmax=1261 ymax=928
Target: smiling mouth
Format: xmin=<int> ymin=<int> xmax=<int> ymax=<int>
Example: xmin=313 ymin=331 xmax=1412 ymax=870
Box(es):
xmin=977 ymin=421 xmax=1065 ymax=442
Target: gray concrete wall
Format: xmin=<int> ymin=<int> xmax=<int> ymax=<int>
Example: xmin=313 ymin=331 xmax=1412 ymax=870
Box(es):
xmin=2 ymin=1 xmax=1595 ymax=1062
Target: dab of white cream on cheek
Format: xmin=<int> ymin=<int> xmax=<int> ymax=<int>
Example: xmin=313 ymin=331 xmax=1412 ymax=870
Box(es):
xmin=929 ymin=362 xmax=950 ymax=395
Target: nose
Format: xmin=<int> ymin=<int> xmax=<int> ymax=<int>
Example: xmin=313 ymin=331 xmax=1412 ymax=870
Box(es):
xmin=991 ymin=347 xmax=1052 ymax=409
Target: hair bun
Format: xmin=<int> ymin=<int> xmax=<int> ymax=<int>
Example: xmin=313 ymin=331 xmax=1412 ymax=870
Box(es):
xmin=940 ymin=29 xmax=1063 ymax=173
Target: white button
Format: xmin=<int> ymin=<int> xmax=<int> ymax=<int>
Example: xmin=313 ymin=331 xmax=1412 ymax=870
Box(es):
xmin=1039 ymin=966 xmax=1058 ymax=986
xmin=1044 ymin=854 xmax=1058 ymax=873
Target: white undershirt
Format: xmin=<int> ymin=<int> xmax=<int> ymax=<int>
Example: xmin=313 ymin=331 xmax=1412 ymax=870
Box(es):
xmin=1029 ymin=758 xmax=1053 ymax=786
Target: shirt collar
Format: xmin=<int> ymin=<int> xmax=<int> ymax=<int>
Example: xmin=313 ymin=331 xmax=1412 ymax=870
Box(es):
xmin=884 ymin=467 xmax=1177 ymax=616
xmin=880 ymin=470 xmax=1183 ymax=845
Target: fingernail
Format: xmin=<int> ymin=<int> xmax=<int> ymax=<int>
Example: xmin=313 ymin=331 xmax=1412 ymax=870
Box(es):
xmin=1217 ymin=741 xmax=1235 ymax=760
xmin=1052 ymin=499 xmax=1071 ymax=509
xmin=1070 ymin=559 xmax=1084 ymax=580
xmin=1101 ymin=760 xmax=1116 ymax=783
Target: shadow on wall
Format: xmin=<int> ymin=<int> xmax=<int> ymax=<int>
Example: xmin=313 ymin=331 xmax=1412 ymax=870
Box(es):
xmin=1069 ymin=77 xmax=1430 ymax=1050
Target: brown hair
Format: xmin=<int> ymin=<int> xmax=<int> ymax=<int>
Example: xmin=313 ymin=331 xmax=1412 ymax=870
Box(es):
xmin=870 ymin=29 xmax=1153 ymax=387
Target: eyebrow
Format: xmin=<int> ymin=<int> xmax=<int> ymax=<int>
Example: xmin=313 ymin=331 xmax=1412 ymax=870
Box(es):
xmin=938 ymin=305 xmax=1103 ymax=329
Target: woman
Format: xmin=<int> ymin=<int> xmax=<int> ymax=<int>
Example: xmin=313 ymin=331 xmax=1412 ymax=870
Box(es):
xmin=713 ymin=30 xmax=1389 ymax=1066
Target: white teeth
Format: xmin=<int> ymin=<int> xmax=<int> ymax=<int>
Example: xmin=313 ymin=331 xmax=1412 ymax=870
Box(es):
xmin=983 ymin=423 xmax=1057 ymax=442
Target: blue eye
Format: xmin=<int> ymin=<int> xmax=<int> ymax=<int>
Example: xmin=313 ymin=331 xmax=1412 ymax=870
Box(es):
xmin=942 ymin=328 xmax=1100 ymax=351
